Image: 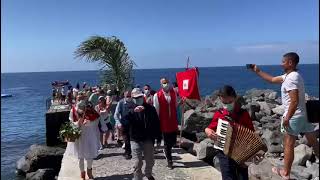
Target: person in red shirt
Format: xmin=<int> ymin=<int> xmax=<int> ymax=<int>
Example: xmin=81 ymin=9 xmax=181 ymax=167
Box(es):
xmin=205 ymin=85 xmax=254 ymax=180
xmin=153 ymin=78 xmax=180 ymax=169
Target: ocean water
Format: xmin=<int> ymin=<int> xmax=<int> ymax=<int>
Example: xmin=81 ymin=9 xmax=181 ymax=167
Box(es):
xmin=1 ymin=64 xmax=319 ymax=179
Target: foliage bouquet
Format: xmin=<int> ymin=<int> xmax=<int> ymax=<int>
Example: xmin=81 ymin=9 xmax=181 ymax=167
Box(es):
xmin=59 ymin=122 xmax=81 ymax=142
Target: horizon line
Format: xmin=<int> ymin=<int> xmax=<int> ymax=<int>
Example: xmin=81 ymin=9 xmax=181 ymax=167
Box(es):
xmin=1 ymin=63 xmax=319 ymax=74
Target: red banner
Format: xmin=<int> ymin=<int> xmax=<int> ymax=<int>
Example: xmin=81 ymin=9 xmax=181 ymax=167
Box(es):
xmin=176 ymin=68 xmax=200 ymax=100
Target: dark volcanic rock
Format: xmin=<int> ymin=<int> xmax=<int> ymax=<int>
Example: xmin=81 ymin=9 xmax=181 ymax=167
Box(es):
xmin=16 ymin=144 xmax=65 ymax=176
xmin=26 ymin=168 xmax=56 ymax=180
xmin=183 ymin=110 xmax=214 ymax=133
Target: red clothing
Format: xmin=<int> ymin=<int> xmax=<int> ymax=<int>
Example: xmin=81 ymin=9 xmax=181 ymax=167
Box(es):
xmin=84 ymin=108 xmax=100 ymax=121
xmin=72 ymin=106 xmax=100 ymax=122
xmin=207 ymin=104 xmax=254 ymax=131
xmin=157 ymin=89 xmax=178 ymax=133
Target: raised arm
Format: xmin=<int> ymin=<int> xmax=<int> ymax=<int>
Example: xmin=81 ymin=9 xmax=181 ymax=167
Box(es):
xmin=251 ymin=64 xmax=283 ymax=84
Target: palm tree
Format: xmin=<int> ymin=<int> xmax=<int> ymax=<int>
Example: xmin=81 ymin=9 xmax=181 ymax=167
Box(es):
xmin=74 ymin=36 xmax=135 ymax=94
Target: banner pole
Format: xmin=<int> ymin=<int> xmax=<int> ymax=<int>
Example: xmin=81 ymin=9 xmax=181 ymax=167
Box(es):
xmin=179 ymin=99 xmax=185 ymax=148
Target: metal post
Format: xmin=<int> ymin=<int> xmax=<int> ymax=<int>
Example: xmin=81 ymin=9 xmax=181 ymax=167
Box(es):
xmin=179 ymin=100 xmax=185 ymax=148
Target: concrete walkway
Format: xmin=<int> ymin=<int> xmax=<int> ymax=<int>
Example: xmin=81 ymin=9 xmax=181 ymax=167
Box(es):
xmin=58 ymin=140 xmax=221 ymax=180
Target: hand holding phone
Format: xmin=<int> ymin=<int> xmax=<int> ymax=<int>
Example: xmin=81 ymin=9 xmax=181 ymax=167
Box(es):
xmin=246 ymin=64 xmax=260 ymax=73
xmin=246 ymin=64 xmax=254 ymax=69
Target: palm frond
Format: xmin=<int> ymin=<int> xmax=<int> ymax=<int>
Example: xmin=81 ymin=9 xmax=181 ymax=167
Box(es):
xmin=74 ymin=35 xmax=135 ymax=94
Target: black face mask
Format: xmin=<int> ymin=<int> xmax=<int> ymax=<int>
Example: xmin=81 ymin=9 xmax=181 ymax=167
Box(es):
xmin=133 ymin=97 xmax=144 ymax=106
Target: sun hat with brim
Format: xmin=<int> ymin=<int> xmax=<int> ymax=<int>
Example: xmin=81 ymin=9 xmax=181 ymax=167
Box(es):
xmin=131 ymin=88 xmax=143 ymax=98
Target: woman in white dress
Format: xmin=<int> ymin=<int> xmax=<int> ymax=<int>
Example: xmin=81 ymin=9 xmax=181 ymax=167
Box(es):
xmin=66 ymin=100 xmax=100 ymax=180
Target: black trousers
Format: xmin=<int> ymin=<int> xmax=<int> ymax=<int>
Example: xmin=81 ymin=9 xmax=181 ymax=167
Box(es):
xmin=163 ymin=132 xmax=177 ymax=163
xmin=123 ymin=125 xmax=131 ymax=155
xmin=215 ymin=151 xmax=248 ymax=180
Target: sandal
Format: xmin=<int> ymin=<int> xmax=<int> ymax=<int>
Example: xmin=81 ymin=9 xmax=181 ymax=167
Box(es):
xmin=272 ymin=167 xmax=290 ymax=180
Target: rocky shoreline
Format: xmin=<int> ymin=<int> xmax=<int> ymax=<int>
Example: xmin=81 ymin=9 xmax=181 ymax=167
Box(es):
xmin=16 ymin=88 xmax=319 ymax=180
xmin=16 ymin=144 xmax=65 ymax=180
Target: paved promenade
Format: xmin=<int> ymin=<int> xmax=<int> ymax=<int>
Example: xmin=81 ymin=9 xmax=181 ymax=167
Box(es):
xmin=58 ymin=140 xmax=221 ymax=180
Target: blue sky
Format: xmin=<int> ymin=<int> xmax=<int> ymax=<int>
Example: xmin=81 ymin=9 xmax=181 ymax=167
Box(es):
xmin=1 ymin=0 xmax=319 ymax=72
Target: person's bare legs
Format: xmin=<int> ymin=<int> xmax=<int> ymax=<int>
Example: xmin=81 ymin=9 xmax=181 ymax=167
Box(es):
xmin=104 ymin=131 xmax=111 ymax=145
xmin=100 ymin=133 xmax=105 ymax=147
xmin=282 ymin=133 xmax=296 ymax=176
xmin=305 ymin=132 xmax=319 ymax=158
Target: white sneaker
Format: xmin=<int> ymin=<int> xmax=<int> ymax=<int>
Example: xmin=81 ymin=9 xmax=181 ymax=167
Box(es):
xmin=122 ymin=143 xmax=125 ymax=149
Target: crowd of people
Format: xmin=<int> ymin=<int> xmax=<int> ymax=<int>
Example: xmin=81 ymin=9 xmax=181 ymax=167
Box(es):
xmin=64 ymin=78 xmax=184 ymax=180
xmin=63 ymin=52 xmax=318 ymax=180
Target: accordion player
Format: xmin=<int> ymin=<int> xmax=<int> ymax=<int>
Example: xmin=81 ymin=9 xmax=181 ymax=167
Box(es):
xmin=205 ymin=85 xmax=268 ymax=180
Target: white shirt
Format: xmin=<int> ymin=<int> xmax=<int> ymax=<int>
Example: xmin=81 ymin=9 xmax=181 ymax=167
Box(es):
xmin=281 ymin=71 xmax=306 ymax=118
xmin=153 ymin=89 xmax=178 ymax=117
xmin=95 ymin=105 xmax=109 ymax=122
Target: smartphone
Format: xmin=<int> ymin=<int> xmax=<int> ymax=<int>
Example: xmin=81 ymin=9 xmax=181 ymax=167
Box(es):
xmin=246 ymin=64 xmax=254 ymax=69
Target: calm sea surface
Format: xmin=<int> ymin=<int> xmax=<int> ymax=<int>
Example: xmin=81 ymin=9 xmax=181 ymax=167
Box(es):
xmin=1 ymin=64 xmax=319 ymax=179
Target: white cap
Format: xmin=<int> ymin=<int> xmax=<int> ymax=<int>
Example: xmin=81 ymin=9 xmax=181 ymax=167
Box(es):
xmin=131 ymin=88 xmax=143 ymax=98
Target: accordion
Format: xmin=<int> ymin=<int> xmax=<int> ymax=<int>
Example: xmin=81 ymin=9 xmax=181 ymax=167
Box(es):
xmin=214 ymin=118 xmax=268 ymax=164
xmin=306 ymin=100 xmax=319 ymax=123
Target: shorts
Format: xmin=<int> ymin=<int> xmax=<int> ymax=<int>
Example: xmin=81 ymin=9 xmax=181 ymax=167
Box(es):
xmin=99 ymin=121 xmax=113 ymax=133
xmin=281 ymin=115 xmax=315 ymax=136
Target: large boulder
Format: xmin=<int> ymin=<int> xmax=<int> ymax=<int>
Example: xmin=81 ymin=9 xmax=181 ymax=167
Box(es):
xmin=257 ymin=101 xmax=272 ymax=115
xmin=290 ymin=165 xmax=313 ymax=180
xmin=293 ymin=144 xmax=313 ymax=166
xmin=245 ymin=89 xmax=265 ymax=98
xmin=183 ymin=110 xmax=214 ymax=133
xmin=272 ymin=105 xmax=285 ymax=116
xmin=196 ymin=138 xmax=217 ymax=161
xmin=268 ymin=92 xmax=278 ymax=100
xmin=254 ymin=111 xmax=265 ymax=122
xmin=16 ymin=156 xmax=30 ymax=176
xmin=184 ymin=99 xmax=201 ymax=111
xmin=248 ymin=158 xmax=282 ymax=180
xmin=261 ymin=129 xmax=283 ymax=153
xmin=196 ymin=132 xmax=207 ymax=142
xmin=249 ymin=158 xmax=314 ymax=180
xmin=16 ymin=144 xmax=65 ymax=176
xmin=247 ymin=102 xmax=260 ymax=112
xmin=245 ymin=102 xmax=260 ymax=121
xmin=305 ymin=163 xmax=319 ymax=179
xmin=179 ymin=137 xmax=195 ymax=154
xmin=26 ymin=168 xmax=55 ymax=180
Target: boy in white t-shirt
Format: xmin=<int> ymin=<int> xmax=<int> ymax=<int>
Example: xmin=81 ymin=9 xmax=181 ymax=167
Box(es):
xmin=250 ymin=52 xmax=319 ymax=179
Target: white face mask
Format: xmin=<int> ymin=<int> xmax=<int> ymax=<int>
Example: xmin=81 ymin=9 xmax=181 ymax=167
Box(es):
xmin=133 ymin=97 xmax=144 ymax=106
xmin=162 ymin=83 xmax=170 ymax=91
xmin=144 ymin=89 xmax=150 ymax=95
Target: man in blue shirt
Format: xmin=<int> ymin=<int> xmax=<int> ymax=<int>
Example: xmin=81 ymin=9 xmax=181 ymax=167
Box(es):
xmin=114 ymin=89 xmax=135 ymax=159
